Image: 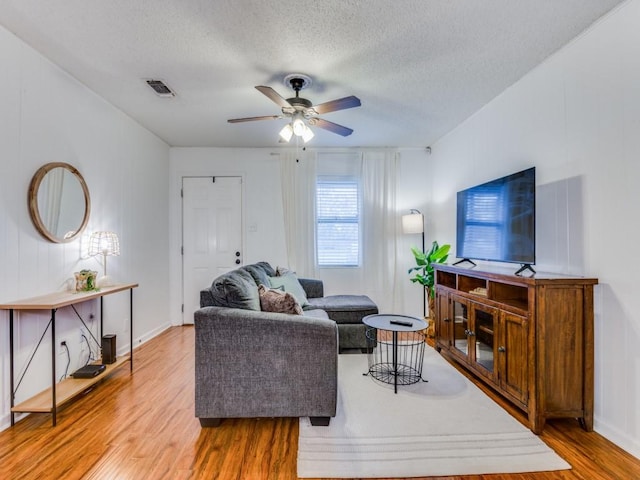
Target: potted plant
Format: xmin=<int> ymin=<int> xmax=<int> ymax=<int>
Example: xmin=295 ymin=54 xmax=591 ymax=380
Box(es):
xmin=408 ymin=241 xmax=450 ymax=333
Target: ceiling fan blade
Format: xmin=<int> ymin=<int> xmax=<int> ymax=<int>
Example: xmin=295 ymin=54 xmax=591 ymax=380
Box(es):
xmin=227 ymin=115 xmax=282 ymax=123
xmin=312 ymin=95 xmax=361 ymax=114
xmin=310 ymin=118 xmax=354 ymax=136
xmin=255 ymin=86 xmax=292 ymax=108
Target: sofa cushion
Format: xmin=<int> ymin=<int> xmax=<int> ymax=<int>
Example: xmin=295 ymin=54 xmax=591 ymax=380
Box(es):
xmin=307 ymin=295 xmax=378 ymax=324
xmin=258 ymin=284 xmax=303 ymax=315
xmin=255 ymin=261 xmax=276 ymax=277
xmin=209 ymin=269 xmax=260 ymax=310
xmin=242 ymin=264 xmax=271 ymax=286
xmin=269 ymin=273 xmax=310 ymax=307
xmin=302 ymin=308 xmax=330 ymax=319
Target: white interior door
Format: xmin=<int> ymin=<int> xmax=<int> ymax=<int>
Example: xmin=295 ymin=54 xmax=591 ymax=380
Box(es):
xmin=182 ymin=176 xmax=243 ymax=325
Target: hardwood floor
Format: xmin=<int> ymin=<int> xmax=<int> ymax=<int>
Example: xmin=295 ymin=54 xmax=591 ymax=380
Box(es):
xmin=1 ymin=325 xmax=639 ymax=480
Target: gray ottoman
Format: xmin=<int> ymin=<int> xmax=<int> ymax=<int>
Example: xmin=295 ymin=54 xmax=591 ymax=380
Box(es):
xmin=307 ymin=295 xmax=378 ymax=352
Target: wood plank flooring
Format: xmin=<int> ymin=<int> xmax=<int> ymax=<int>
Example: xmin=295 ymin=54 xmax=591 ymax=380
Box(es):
xmin=1 ymin=325 xmax=639 ymax=479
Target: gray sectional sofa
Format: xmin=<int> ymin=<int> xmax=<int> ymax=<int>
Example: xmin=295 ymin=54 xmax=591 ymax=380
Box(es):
xmin=194 ymin=262 xmax=378 ymax=427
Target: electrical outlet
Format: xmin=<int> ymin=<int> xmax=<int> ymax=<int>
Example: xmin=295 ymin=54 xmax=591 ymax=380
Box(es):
xmin=59 ymin=340 xmax=67 ymax=355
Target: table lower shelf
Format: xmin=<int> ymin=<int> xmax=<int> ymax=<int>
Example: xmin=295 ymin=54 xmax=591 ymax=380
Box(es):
xmin=12 ymin=355 xmax=130 ymax=413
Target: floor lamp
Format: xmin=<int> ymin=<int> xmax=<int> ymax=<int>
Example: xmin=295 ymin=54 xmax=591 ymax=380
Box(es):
xmin=402 ymin=209 xmax=426 ymax=318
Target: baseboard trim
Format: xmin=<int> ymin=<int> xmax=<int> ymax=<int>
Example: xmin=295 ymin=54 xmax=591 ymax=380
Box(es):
xmin=595 ymin=418 xmax=640 ymax=459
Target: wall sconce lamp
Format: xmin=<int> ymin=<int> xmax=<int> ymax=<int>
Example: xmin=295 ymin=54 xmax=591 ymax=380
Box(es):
xmin=88 ymin=231 xmax=120 ymax=287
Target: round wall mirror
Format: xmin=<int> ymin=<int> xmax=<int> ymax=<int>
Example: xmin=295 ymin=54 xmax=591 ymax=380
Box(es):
xmin=28 ymin=162 xmax=91 ymax=243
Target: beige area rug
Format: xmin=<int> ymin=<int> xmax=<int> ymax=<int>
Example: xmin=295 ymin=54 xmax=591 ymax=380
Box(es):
xmin=297 ymin=346 xmax=570 ymax=478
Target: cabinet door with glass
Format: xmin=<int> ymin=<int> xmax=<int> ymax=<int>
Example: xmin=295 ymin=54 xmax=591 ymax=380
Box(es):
xmin=469 ymin=302 xmax=498 ymax=381
xmin=450 ymin=294 xmax=471 ymax=362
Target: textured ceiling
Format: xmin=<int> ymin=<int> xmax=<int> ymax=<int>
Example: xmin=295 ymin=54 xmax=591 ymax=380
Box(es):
xmin=0 ymin=0 xmax=626 ymax=148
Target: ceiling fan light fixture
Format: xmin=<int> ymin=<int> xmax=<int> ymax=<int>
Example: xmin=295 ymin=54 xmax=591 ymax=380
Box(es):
xmin=301 ymin=125 xmax=315 ymax=143
xmin=292 ymin=117 xmax=306 ymax=136
xmin=279 ymin=124 xmax=294 ymax=142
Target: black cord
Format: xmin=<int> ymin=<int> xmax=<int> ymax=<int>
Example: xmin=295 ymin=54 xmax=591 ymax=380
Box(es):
xmin=60 ymin=343 xmax=70 ymax=381
xmin=81 ymin=334 xmax=94 ymax=365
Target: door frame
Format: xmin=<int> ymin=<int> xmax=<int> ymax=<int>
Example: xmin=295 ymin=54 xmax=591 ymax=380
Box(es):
xmin=168 ymin=169 xmax=247 ymax=326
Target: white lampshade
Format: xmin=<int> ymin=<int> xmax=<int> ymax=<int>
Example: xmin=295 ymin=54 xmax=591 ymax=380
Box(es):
xmin=88 ymin=231 xmax=120 ymax=257
xmin=301 ymin=124 xmax=315 ymax=143
xmin=292 ymin=117 xmax=306 ymax=136
xmin=88 ymin=231 xmax=120 ymax=287
xmin=279 ymin=124 xmax=293 ymax=142
xmin=402 ymin=212 xmax=424 ymax=234
xmin=279 ymin=118 xmax=315 ymax=144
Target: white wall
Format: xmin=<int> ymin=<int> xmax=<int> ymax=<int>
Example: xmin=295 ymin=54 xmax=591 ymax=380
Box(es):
xmin=428 ymin=0 xmax=640 ymax=457
xmin=0 ymin=26 xmax=171 ymax=429
xmin=169 ymin=147 xmax=432 ymax=323
xmin=169 ymin=148 xmax=289 ymax=325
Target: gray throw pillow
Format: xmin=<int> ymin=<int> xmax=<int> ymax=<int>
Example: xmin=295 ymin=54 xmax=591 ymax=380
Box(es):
xmin=242 ymin=264 xmax=271 ymax=286
xmin=210 ymin=269 xmax=260 ymax=310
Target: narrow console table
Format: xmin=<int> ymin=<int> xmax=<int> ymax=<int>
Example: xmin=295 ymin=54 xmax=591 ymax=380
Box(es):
xmin=0 ymin=283 xmax=138 ymax=426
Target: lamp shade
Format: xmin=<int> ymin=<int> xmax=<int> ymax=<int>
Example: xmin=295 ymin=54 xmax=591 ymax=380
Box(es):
xmin=301 ymin=124 xmax=315 ymax=142
xmin=88 ymin=231 xmax=120 ymax=257
xmin=279 ymin=124 xmax=294 ymax=142
xmin=402 ymin=212 xmax=424 ymax=234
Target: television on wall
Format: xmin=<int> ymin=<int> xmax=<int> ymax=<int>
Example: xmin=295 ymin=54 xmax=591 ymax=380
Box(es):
xmin=456 ymin=167 xmax=536 ymax=274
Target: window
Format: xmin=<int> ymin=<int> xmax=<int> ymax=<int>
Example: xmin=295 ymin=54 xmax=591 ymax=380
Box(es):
xmin=316 ymin=178 xmax=361 ymax=267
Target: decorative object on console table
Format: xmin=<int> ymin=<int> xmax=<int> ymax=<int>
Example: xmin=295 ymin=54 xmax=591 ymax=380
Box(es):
xmin=407 ymin=239 xmax=450 ymax=337
xmin=74 ymin=269 xmax=98 ymax=292
xmin=102 ymin=334 xmax=117 ymax=364
xmin=88 ymin=231 xmax=120 ymax=287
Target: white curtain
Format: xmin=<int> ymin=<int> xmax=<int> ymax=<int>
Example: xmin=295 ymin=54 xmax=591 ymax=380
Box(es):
xmin=361 ymin=150 xmax=402 ymax=313
xmin=279 ymin=149 xmax=318 ymax=277
xmin=280 ymin=148 xmax=402 ymax=313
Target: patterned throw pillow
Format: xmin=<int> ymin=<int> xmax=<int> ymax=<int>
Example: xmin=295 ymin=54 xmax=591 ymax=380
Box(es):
xmin=276 ymin=265 xmax=293 ymax=276
xmin=258 ymin=284 xmax=303 ymax=315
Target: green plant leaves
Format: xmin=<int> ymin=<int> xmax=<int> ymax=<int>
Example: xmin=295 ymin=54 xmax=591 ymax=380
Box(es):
xmin=408 ymin=241 xmax=451 ymax=295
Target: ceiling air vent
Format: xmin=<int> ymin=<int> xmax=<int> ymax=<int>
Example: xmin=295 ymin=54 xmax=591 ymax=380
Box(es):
xmin=145 ymin=79 xmax=176 ymax=97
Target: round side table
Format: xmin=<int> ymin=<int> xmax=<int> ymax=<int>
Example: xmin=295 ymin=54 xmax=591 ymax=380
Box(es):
xmin=363 ymin=314 xmax=428 ymax=393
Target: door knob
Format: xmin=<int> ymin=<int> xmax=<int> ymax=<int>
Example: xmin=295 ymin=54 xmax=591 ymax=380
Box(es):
xmin=498 ymin=346 xmax=506 ymax=352
xmin=235 ymin=251 xmax=241 ymax=257
xmin=235 ymin=259 xmax=241 ymax=265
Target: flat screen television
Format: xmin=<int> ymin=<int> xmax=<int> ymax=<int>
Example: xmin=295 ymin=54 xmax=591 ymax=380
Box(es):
xmin=456 ymin=167 xmax=535 ymax=272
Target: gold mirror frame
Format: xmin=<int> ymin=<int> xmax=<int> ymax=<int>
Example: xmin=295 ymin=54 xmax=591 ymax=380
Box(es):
xmin=28 ymin=162 xmax=91 ymax=243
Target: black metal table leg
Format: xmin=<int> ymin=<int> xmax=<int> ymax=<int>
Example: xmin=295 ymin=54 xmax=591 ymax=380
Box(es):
xmin=393 ymin=330 xmax=398 ymax=394
xmin=51 ymin=308 xmax=57 ymax=426
xmin=130 ymin=288 xmax=133 ymax=372
xmin=10 ymin=309 xmax=15 ymax=426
